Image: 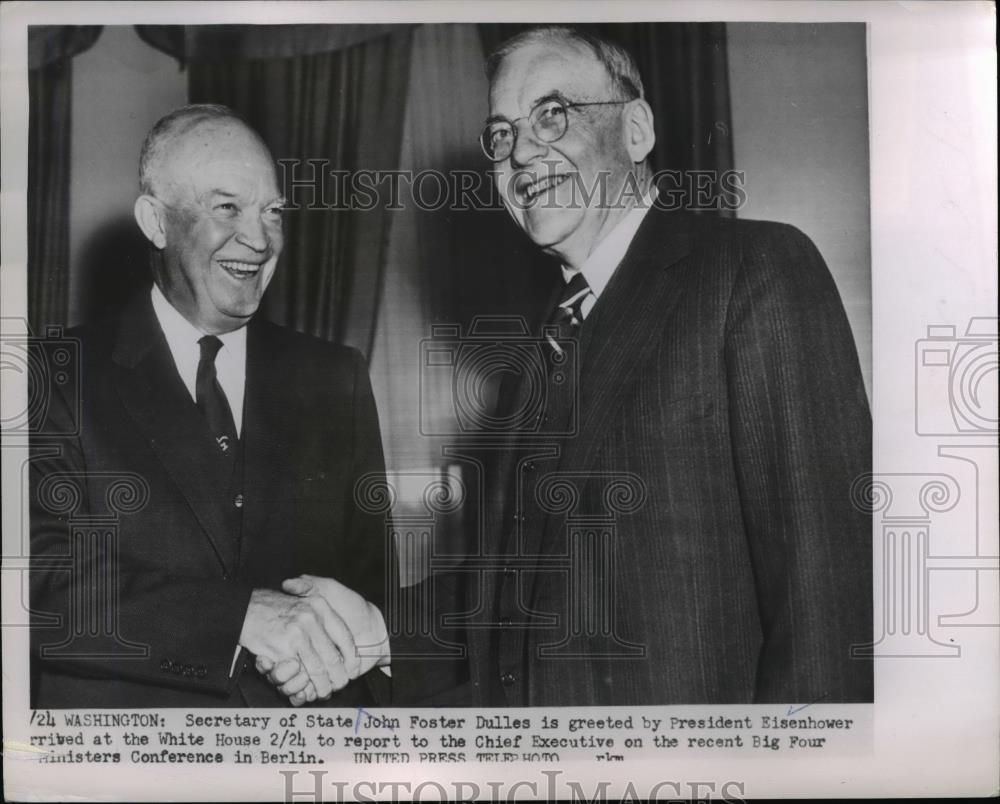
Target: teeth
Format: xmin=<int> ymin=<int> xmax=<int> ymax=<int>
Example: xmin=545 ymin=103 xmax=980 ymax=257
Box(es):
xmin=523 ymin=174 xmax=567 ymax=201
xmin=218 ymin=260 xmax=261 ymax=277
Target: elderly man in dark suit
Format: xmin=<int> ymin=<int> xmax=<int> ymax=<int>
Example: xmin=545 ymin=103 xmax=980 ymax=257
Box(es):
xmin=30 ymin=105 xmax=390 ymax=707
xmin=461 ymin=26 xmax=873 ymax=706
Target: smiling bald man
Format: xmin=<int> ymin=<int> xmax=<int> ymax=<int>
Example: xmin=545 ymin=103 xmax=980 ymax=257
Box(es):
xmin=30 ymin=105 xmax=391 ymax=708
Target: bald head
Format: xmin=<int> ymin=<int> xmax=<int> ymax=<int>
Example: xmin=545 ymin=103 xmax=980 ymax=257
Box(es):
xmin=139 ymin=104 xmax=273 ymax=201
xmin=133 ymin=104 xmax=284 ymax=334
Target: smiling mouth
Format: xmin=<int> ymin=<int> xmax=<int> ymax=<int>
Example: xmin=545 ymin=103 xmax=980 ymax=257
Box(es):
xmin=517 ymin=173 xmax=570 ymax=205
xmin=217 ymin=260 xmax=264 ymax=280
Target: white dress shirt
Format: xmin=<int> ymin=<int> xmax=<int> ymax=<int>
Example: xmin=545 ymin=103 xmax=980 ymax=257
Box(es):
xmin=151 ymin=284 xmax=392 ymax=685
xmin=150 ymin=285 xmax=247 ymax=433
xmin=560 ymin=189 xmax=657 ymax=319
xmin=151 ymin=285 xmax=249 ymax=676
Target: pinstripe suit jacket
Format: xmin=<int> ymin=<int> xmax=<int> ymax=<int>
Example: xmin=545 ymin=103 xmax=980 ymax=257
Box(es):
xmin=456 ymin=207 xmax=873 ymax=706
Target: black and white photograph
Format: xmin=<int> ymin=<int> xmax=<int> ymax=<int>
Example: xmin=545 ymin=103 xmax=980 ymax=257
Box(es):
xmin=1 ymin=1 xmax=996 ymax=801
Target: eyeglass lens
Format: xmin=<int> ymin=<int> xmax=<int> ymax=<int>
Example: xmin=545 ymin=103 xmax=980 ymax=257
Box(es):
xmin=482 ymin=99 xmax=569 ymax=161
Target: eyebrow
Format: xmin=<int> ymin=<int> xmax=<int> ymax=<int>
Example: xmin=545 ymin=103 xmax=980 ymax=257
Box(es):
xmin=204 ymin=189 xmax=287 ymax=206
xmin=530 ymin=90 xmax=566 ymax=107
xmin=485 ymin=91 xmax=566 ymax=125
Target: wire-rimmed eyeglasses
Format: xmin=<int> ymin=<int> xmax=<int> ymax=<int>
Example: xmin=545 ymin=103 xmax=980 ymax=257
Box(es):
xmin=480 ymin=96 xmax=633 ymax=162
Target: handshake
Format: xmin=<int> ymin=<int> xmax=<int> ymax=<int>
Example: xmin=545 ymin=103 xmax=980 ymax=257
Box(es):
xmin=238 ymin=575 xmax=389 ymax=706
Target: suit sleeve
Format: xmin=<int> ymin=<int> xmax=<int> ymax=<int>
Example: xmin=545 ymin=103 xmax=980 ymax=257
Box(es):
xmin=724 ymin=224 xmax=873 ymax=703
xmin=341 ymin=350 xmax=395 ymax=704
xmin=29 ymin=355 xmax=253 ymax=699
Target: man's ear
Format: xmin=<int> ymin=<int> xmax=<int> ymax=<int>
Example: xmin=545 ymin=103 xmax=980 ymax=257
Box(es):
xmin=133 ymin=195 xmax=167 ymax=250
xmin=623 ymin=98 xmax=656 ymax=164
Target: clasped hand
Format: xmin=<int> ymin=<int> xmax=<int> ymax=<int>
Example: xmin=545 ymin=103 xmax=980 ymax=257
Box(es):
xmin=238 ymin=575 xmax=388 ymax=706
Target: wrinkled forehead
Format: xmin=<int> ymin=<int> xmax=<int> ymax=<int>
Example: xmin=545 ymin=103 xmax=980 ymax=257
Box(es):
xmin=156 ymin=120 xmax=278 ymax=199
xmin=488 ymin=40 xmax=614 ymax=118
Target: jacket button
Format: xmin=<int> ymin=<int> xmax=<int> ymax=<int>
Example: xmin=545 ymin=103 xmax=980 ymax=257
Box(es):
xmin=234 ymin=493 xmax=244 ymax=508
xmin=500 ymin=672 xmax=516 ymax=686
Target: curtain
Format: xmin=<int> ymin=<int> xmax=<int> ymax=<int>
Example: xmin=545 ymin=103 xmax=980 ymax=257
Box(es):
xmin=478 ymin=23 xmax=734 ymax=214
xmin=369 ymin=23 xmax=511 ymax=467
xmin=368 ymin=24 xmax=561 ymax=581
xmin=188 ymin=27 xmax=413 ymax=355
xmin=138 ymin=24 xmax=415 ymax=65
xmin=27 ymin=26 xmax=102 ymax=330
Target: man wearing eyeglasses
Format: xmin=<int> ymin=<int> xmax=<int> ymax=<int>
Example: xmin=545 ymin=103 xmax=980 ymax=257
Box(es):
xmin=464 ymin=26 xmax=873 ymax=706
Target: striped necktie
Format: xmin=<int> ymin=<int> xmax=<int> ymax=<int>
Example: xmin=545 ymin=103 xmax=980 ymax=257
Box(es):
xmin=545 ymin=271 xmax=593 ymax=353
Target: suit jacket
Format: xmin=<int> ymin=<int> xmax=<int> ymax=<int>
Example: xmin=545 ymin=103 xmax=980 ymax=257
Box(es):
xmin=460 ymin=207 xmax=873 ymax=706
xmin=30 ymin=291 xmax=390 ymax=707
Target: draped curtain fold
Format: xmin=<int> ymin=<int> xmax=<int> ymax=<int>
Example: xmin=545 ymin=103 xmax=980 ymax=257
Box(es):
xmin=369 ymin=23 xmax=501 ymax=476
xmin=27 ymin=26 xmax=102 ymax=329
xmin=188 ymin=28 xmax=413 ymax=354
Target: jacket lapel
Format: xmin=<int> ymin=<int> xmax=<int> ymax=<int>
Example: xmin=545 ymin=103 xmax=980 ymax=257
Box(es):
xmin=535 ymin=209 xmax=695 ymax=553
xmin=112 ymin=293 xmax=238 ymax=573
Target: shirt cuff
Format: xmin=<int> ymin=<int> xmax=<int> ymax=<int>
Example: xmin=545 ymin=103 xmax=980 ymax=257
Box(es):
xmin=371 ymin=605 xmax=391 ymax=676
xmin=229 ymin=645 xmax=243 ymax=678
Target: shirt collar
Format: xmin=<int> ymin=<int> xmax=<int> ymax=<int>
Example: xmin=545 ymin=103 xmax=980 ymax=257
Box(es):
xmin=560 ymin=187 xmax=657 ymax=299
xmin=150 ymin=284 xmax=247 ymax=358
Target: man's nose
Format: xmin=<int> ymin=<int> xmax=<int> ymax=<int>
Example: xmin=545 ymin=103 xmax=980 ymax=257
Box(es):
xmin=235 ymin=214 xmax=269 ymax=252
xmin=509 ymin=120 xmax=547 ymax=168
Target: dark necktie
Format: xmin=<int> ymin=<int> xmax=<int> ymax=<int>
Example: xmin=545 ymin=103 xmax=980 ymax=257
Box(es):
xmin=196 ymin=335 xmax=238 ymax=454
xmin=548 ymin=271 xmax=592 ymax=330
xmin=545 ymin=271 xmax=593 ymax=354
